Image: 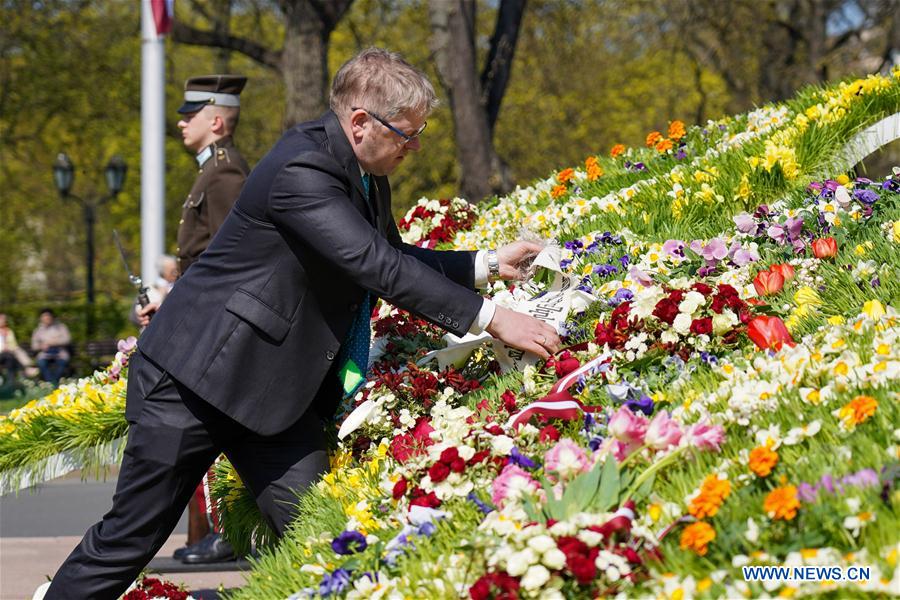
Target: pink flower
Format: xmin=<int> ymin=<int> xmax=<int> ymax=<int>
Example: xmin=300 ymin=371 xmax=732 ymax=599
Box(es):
xmin=118 ymin=336 xmax=137 ymax=353
xmin=544 ymin=438 xmax=591 ymax=479
xmin=491 ymin=464 xmax=539 ymax=508
xmin=644 ymin=411 xmax=683 ymax=450
xmin=687 ymin=421 xmax=726 ymax=452
xmin=607 ymin=406 xmax=648 ymax=446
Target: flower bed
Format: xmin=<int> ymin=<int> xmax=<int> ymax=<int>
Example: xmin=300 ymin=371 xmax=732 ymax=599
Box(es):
xmin=2 ymin=72 xmax=899 ymax=599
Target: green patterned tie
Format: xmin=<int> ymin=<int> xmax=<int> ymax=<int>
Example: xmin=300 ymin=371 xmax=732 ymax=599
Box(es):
xmin=336 ymin=173 xmax=372 ymax=399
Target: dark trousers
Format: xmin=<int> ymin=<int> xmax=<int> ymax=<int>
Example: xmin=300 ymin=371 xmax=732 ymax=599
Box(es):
xmin=45 ymin=351 xmax=330 ymax=599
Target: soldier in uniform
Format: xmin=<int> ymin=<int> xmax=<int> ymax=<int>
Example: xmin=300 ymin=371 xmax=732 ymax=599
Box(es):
xmin=175 ymin=74 xmax=250 ymax=275
xmin=139 ymin=74 xmax=250 ymax=564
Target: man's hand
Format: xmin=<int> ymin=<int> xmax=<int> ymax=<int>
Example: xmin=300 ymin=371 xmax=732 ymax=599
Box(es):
xmin=497 ymin=241 xmax=543 ymax=281
xmin=137 ymin=302 xmax=160 ymax=328
xmin=486 ymin=305 xmax=561 ymax=359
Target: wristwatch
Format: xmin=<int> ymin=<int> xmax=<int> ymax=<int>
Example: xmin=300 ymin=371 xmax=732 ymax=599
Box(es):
xmin=487 ymin=249 xmax=500 ymax=282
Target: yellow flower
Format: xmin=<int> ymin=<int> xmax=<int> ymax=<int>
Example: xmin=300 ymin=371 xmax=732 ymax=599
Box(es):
xmin=862 ymin=299 xmax=886 ymax=320
xmin=836 ymin=174 xmax=850 ymax=185
xmin=794 ymin=286 xmax=822 ymax=308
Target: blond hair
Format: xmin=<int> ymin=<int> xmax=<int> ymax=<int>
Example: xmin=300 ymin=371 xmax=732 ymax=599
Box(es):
xmin=330 ymin=48 xmax=438 ymax=120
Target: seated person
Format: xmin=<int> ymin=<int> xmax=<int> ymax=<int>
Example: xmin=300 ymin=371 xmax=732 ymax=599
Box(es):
xmin=31 ymin=308 xmax=72 ymax=386
xmin=0 ymin=313 xmax=36 ymax=384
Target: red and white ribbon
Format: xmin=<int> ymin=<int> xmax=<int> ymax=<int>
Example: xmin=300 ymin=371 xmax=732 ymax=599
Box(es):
xmin=505 ymin=352 xmax=611 ymax=430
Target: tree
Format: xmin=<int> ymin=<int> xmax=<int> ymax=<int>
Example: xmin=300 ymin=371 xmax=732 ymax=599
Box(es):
xmin=173 ymin=0 xmax=354 ymax=127
xmin=428 ymin=0 xmax=526 ymax=203
xmin=660 ymin=0 xmax=898 ymax=110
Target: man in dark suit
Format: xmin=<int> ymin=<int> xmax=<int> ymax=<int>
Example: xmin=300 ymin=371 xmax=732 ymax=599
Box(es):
xmin=45 ymin=48 xmax=560 ymax=599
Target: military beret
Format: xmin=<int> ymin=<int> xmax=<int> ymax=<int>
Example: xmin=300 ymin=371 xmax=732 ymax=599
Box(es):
xmin=178 ymin=74 xmax=247 ymax=114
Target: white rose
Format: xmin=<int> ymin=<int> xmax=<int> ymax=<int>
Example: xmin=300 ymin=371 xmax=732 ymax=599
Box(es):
xmin=521 ymin=565 xmax=551 ymax=591
xmin=527 ymin=535 xmax=556 ymax=554
xmin=577 ymin=530 xmax=604 ymax=547
xmin=678 ymin=291 xmax=705 ymax=315
xmin=491 ymin=435 xmax=515 ymax=456
xmin=505 ymin=549 xmax=537 ymax=577
xmin=541 ymin=548 xmax=566 ymax=570
xmin=712 ymin=309 xmax=739 ymax=335
xmin=673 ymin=313 xmax=693 ymax=335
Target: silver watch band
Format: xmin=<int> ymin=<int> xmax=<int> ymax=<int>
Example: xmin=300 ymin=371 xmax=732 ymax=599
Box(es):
xmin=487 ymin=249 xmax=500 ymax=281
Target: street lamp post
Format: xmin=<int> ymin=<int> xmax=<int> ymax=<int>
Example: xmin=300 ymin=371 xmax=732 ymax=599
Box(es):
xmin=52 ymin=153 xmax=127 ymax=336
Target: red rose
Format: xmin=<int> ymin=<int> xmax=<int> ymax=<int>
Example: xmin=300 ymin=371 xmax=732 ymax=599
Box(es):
xmin=689 ymin=317 xmax=713 ymax=335
xmin=392 ymin=478 xmax=408 ymax=500
xmin=410 ymin=490 xmax=441 ymax=508
xmin=439 ymin=447 xmax=460 ymax=465
xmin=539 ymin=425 xmax=561 ymax=442
xmin=450 ymin=457 xmax=466 ymax=473
xmin=428 ymin=462 xmax=451 ymax=483
xmin=692 ymin=282 xmax=713 ymax=295
xmin=554 ymin=352 xmax=581 ymax=377
xmin=501 ymin=390 xmax=518 ymax=413
xmin=467 ymin=450 xmax=490 ymax=466
xmin=652 ymin=298 xmax=679 ymax=324
xmin=568 ymin=554 xmax=597 ymax=585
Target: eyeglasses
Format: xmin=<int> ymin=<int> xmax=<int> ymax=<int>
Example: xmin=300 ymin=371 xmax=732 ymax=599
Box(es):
xmin=351 ymin=107 xmax=427 ymax=143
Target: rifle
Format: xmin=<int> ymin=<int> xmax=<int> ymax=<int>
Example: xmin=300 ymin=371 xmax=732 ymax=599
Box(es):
xmin=113 ymin=230 xmax=151 ymax=308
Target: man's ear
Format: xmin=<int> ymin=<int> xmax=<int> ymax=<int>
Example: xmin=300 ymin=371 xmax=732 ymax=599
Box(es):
xmin=210 ymin=114 xmax=227 ymax=135
xmin=349 ymin=109 xmax=368 ymax=141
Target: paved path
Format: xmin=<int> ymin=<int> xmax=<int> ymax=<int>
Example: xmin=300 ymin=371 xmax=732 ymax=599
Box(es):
xmin=0 ymin=470 xmax=248 ymax=599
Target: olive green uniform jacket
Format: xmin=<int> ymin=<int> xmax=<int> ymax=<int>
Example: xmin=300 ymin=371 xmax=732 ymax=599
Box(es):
xmin=176 ymin=136 xmax=250 ymax=275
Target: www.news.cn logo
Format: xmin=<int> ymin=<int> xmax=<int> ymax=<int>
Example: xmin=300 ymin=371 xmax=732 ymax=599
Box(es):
xmin=742 ymin=565 xmax=871 ymax=582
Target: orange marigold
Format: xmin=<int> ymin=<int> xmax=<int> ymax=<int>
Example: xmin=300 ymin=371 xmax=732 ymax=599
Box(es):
xmin=550 ymin=184 xmax=568 ymax=199
xmin=645 ymin=131 xmax=663 ymax=147
xmin=748 ymin=445 xmax=779 ymax=477
xmin=680 ymin=521 xmax=716 ymax=556
xmin=688 ymin=475 xmax=732 ymax=519
xmin=838 ymin=395 xmax=878 ymax=427
xmin=586 ymin=157 xmax=604 ymax=181
xmin=668 ymin=120 xmax=686 ymax=141
xmin=557 ymin=168 xmax=576 ymax=185
xmin=610 ymin=144 xmax=626 ymax=158
xmin=764 ymin=485 xmax=800 ymax=521
xmin=655 ymin=138 xmax=674 ymax=153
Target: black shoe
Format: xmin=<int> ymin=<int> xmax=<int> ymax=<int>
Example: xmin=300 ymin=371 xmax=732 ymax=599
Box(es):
xmin=181 ymin=533 xmax=236 ymax=564
xmin=172 ymin=540 xmax=202 ymax=560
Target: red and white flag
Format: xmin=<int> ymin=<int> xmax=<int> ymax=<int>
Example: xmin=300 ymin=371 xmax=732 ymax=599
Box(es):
xmin=150 ymin=0 xmax=174 ymax=36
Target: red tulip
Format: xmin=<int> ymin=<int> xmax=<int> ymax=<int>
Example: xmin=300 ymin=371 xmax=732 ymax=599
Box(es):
xmin=769 ymin=263 xmax=795 ymax=283
xmin=753 ymin=270 xmax=785 ymax=296
xmin=811 ymin=237 xmax=837 ymax=259
xmin=747 ymin=315 xmax=795 ymax=351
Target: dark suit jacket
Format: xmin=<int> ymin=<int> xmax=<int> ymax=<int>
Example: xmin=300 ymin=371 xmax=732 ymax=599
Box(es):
xmin=139 ymin=111 xmax=484 ymax=435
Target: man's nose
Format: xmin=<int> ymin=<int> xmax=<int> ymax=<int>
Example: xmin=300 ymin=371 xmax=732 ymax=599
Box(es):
xmin=405 ymin=136 xmax=421 ymax=152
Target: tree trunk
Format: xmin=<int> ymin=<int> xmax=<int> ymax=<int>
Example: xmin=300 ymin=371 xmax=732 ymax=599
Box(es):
xmin=173 ymin=0 xmax=354 ymax=128
xmin=280 ymin=2 xmax=330 ymax=127
xmin=429 ymin=0 xmax=504 ymax=203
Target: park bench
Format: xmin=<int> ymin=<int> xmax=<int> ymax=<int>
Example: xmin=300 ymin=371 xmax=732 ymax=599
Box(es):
xmin=83 ymin=339 xmax=121 ymax=372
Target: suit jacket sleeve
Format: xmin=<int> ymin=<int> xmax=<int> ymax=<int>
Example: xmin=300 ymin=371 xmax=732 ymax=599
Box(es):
xmin=206 ymin=163 xmax=246 ymax=234
xmin=389 ymin=221 xmax=477 ymax=289
xmin=269 ymin=153 xmax=483 ymax=336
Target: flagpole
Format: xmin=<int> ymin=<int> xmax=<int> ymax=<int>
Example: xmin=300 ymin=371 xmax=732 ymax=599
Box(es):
xmin=140 ymin=0 xmax=166 ymax=287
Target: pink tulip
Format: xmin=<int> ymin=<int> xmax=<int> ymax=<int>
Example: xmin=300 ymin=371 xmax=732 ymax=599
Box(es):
xmin=687 ymin=421 xmax=726 ymax=452
xmin=644 ymin=411 xmax=683 ymax=450
xmin=607 ymin=406 xmax=648 ymax=446
xmin=544 ymin=438 xmax=591 ymax=479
